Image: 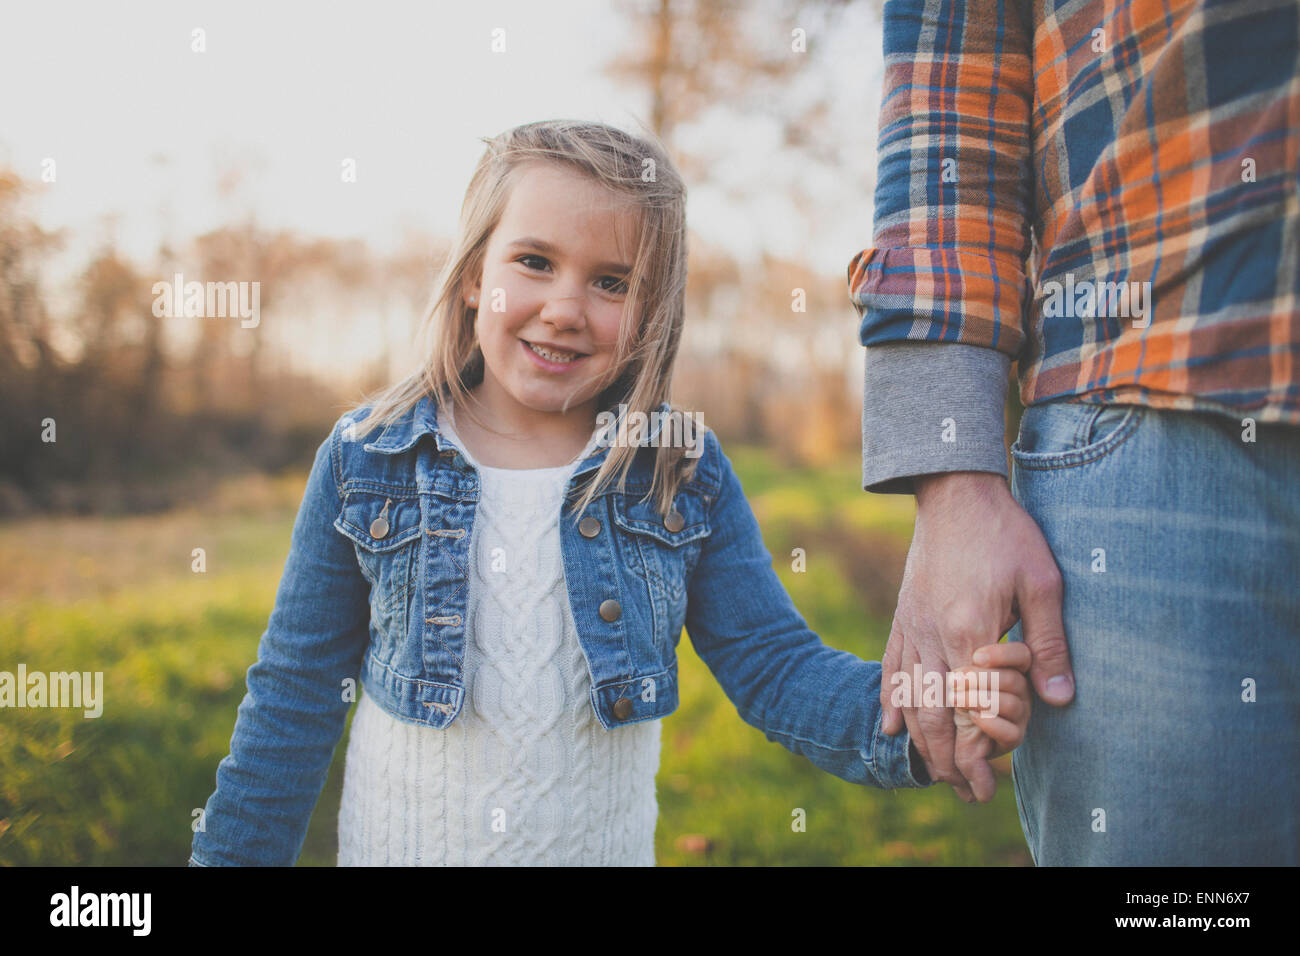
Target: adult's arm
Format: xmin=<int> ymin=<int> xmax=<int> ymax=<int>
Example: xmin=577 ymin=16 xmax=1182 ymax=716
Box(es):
xmin=847 ymin=0 xmax=1074 ymax=800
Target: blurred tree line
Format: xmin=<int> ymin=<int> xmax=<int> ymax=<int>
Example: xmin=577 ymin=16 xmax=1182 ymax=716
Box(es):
xmin=0 ymin=169 xmax=431 ymax=515
xmin=0 ymin=163 xmax=873 ymax=518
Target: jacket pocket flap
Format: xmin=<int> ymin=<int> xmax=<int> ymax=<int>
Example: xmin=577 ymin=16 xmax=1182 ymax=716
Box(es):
xmin=334 ymin=491 xmax=422 ymax=552
xmin=611 ymin=489 xmax=711 ymax=547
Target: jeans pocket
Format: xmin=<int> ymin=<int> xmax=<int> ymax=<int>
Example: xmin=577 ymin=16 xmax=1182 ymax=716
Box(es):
xmin=1010 ymin=399 xmax=1144 ymax=470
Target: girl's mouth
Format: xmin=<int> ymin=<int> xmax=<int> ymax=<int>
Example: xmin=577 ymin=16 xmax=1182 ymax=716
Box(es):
xmin=521 ymin=339 xmax=587 ymax=372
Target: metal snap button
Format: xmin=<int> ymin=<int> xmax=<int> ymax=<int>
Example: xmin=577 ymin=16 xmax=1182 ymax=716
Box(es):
xmin=599 ymin=599 xmax=621 ymax=622
xmin=612 ymin=697 xmax=633 ymax=720
xmin=664 ymin=509 xmax=684 ymax=533
xmin=579 ymin=515 xmax=601 ymax=538
xmin=370 ymin=498 xmax=392 ymax=539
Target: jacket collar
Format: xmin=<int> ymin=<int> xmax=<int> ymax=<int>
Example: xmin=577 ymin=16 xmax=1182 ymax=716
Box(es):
xmin=361 ymin=393 xmax=444 ymax=456
xmin=362 ymin=392 xmax=674 ymax=479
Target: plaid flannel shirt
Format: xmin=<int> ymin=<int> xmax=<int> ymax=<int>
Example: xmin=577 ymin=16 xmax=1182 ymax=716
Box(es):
xmin=849 ymin=0 xmax=1300 ymax=492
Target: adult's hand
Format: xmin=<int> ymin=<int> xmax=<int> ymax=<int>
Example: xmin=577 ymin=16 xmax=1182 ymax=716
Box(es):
xmin=881 ymin=471 xmax=1075 ymax=803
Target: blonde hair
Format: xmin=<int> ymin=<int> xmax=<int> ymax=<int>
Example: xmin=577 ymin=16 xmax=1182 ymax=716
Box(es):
xmin=346 ymin=118 xmax=704 ymax=525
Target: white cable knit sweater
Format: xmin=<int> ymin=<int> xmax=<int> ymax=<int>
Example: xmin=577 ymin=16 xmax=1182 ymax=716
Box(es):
xmin=337 ymin=409 xmax=662 ymax=866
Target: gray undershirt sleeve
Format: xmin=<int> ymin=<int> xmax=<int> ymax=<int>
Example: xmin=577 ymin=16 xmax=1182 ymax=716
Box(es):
xmin=862 ymin=342 xmax=1012 ymax=495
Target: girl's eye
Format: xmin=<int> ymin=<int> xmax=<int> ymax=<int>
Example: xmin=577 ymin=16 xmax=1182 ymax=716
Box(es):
xmin=517 ymin=255 xmax=627 ymax=295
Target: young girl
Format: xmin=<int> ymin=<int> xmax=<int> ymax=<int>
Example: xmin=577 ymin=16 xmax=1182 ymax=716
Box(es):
xmin=189 ymin=119 xmax=1031 ymax=867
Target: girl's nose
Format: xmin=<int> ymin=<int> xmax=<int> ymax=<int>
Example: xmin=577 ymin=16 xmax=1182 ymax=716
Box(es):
xmin=540 ymin=291 xmax=586 ymax=327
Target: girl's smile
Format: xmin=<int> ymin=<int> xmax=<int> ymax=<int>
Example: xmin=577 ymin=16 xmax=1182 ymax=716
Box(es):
xmin=520 ymin=337 xmax=589 ymax=372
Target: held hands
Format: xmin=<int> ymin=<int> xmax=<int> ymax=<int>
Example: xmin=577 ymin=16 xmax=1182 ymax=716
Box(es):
xmin=882 ymin=472 xmax=1075 ymax=804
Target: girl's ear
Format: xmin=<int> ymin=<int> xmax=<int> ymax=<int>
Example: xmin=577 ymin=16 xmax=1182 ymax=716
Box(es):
xmin=459 ymin=274 xmax=481 ymax=308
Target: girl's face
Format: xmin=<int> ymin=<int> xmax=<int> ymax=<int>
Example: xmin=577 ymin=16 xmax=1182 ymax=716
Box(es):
xmin=463 ymin=161 xmax=641 ymax=433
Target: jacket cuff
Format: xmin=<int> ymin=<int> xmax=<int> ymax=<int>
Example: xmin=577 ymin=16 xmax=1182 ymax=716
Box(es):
xmin=862 ymin=342 xmax=1011 ymax=494
xmin=868 ymin=706 xmax=931 ymax=789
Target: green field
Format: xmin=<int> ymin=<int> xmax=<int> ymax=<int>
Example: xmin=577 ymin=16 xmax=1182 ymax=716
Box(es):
xmin=0 ymin=447 xmax=1031 ymax=866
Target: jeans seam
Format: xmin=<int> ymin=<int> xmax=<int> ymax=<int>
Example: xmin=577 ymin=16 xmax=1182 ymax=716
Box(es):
xmin=1011 ymin=754 xmax=1039 ymax=865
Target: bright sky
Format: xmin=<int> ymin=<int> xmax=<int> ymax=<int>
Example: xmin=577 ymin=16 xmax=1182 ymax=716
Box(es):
xmin=1 ymin=0 xmax=885 ymax=289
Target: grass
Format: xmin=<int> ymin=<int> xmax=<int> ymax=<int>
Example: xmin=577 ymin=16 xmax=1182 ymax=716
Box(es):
xmin=0 ymin=448 xmax=1031 ymax=866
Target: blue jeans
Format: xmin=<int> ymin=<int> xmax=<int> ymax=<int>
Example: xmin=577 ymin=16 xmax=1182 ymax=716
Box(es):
xmin=1007 ymin=398 xmax=1300 ymax=865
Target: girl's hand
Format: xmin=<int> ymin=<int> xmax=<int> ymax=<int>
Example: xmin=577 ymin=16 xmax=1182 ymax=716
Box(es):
xmin=951 ymin=641 xmax=1033 ymax=785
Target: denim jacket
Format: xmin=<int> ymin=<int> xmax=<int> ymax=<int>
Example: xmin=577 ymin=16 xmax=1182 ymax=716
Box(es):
xmin=190 ymin=393 xmax=927 ymax=865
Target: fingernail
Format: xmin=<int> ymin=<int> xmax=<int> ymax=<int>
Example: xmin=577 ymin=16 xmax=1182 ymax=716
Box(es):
xmin=1046 ymin=674 xmax=1074 ymax=700
xmin=973 ymin=649 xmax=989 ymax=666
